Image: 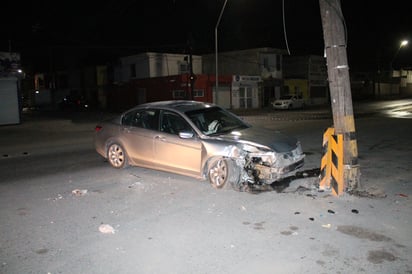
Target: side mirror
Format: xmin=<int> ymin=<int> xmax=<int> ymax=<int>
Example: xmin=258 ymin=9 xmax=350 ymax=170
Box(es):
xmin=179 ymin=131 xmax=194 ymax=139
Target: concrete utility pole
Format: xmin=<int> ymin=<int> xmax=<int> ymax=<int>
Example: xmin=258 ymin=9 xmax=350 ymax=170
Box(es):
xmin=319 ymin=0 xmax=360 ymax=190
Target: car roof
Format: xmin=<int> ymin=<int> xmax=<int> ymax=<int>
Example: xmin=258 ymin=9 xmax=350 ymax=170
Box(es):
xmin=129 ymin=100 xmax=218 ymax=113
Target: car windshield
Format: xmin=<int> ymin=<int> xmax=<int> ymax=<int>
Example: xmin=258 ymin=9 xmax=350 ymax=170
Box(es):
xmin=279 ymin=95 xmax=293 ymax=100
xmin=185 ymin=106 xmax=249 ymax=136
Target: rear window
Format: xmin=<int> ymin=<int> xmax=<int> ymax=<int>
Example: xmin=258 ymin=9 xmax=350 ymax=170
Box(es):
xmin=122 ymin=109 xmax=159 ymax=130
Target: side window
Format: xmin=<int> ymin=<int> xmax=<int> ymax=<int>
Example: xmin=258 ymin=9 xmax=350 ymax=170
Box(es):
xmin=161 ymin=111 xmax=192 ymax=135
xmin=122 ymin=109 xmax=158 ymax=130
xmin=122 ymin=110 xmax=136 ymax=126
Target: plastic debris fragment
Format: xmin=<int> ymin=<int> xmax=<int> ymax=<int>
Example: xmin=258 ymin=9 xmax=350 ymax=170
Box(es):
xmin=72 ymin=189 xmax=88 ymax=196
xmin=99 ymin=224 xmax=115 ymax=234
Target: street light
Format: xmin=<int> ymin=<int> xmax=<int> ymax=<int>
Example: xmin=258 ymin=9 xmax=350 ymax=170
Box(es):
xmin=215 ymin=0 xmax=228 ymax=105
xmin=390 ymin=39 xmax=408 ymax=71
xmin=389 ymin=40 xmax=408 ymax=95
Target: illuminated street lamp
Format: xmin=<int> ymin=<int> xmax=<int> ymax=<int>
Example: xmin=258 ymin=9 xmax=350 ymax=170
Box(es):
xmin=389 ymin=40 xmax=408 ymax=95
xmin=215 ymin=0 xmax=228 ymax=105
xmin=390 ymin=39 xmax=408 ymax=71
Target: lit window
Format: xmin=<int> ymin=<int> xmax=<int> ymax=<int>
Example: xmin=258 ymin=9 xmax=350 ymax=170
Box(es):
xmin=193 ymin=89 xmax=204 ymax=97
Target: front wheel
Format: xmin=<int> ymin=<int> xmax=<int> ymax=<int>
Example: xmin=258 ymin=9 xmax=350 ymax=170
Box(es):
xmin=208 ymin=158 xmax=240 ymax=189
xmin=107 ymin=143 xmax=128 ymax=168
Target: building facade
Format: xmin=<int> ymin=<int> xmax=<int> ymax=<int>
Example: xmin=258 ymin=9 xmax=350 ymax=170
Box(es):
xmin=114 ymin=52 xmax=202 ymax=83
xmin=202 ymin=47 xmax=285 ymax=109
xmin=0 ymin=51 xmax=23 ymax=125
xmin=283 ymin=55 xmax=329 ymax=105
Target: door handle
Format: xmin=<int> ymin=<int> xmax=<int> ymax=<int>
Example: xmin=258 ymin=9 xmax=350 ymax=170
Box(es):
xmin=155 ymin=135 xmax=166 ymax=142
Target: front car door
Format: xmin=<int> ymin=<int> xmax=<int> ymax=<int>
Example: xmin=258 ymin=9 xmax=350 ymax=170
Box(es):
xmin=154 ymin=110 xmax=202 ymax=177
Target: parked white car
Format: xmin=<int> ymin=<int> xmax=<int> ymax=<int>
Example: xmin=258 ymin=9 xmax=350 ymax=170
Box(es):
xmin=271 ymin=95 xmax=305 ymax=110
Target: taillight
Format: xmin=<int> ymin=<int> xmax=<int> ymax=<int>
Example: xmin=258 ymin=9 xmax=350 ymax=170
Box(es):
xmin=95 ymin=125 xmax=103 ymax=132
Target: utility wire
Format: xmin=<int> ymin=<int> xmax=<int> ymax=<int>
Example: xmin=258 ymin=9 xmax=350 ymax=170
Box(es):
xmin=282 ymin=0 xmax=291 ymax=55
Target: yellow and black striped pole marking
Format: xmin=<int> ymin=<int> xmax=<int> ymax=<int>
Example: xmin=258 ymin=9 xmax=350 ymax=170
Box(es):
xmin=319 ymin=127 xmax=344 ymax=196
xmin=320 ymin=127 xmax=334 ymax=190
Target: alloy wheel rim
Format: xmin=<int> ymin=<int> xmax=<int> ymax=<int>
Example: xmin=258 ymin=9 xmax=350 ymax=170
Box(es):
xmin=210 ymin=159 xmax=227 ymax=187
xmin=109 ymin=145 xmax=124 ymax=167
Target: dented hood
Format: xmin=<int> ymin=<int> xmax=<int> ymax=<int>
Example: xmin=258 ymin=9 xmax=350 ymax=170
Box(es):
xmin=217 ymin=126 xmax=299 ymax=153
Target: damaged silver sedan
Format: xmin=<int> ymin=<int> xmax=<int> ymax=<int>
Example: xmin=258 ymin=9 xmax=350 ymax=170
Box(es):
xmin=94 ymin=100 xmax=305 ymax=191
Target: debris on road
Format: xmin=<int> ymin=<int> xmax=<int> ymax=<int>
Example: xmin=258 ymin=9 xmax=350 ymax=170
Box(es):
xmin=72 ymin=189 xmax=88 ymax=196
xmin=244 ymin=168 xmax=321 ymax=194
xmin=347 ymin=188 xmax=387 ymax=198
xmin=99 ymin=224 xmax=115 ymax=234
xmin=46 ymin=194 xmax=63 ymax=201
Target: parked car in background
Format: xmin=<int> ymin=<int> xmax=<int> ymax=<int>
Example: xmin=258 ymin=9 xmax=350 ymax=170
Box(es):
xmin=271 ymin=95 xmax=305 ymax=110
xmin=94 ymin=100 xmax=305 ymax=191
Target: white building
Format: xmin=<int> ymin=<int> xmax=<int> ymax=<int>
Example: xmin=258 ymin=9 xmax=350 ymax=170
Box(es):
xmin=114 ymin=52 xmax=202 ymax=83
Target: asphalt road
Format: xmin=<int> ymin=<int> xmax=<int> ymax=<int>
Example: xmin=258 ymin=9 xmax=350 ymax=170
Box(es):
xmin=0 ymin=99 xmax=411 ymax=274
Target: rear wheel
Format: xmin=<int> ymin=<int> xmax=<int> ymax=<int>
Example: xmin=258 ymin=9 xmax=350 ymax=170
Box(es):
xmin=107 ymin=143 xmax=128 ymax=168
xmin=208 ymin=157 xmax=240 ymax=189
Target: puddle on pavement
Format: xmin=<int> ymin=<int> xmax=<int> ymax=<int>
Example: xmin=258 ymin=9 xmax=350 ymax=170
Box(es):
xmin=336 ymin=225 xmax=392 ymax=242
xmin=368 ymin=250 xmax=397 ymax=264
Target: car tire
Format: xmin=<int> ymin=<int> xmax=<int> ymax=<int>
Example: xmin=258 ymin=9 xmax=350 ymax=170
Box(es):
xmin=107 ymin=143 xmax=128 ymax=168
xmin=208 ymin=157 xmax=240 ymax=189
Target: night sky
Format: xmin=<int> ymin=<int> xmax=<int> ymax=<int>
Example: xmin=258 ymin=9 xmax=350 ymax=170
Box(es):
xmin=1 ymin=0 xmax=411 ymax=73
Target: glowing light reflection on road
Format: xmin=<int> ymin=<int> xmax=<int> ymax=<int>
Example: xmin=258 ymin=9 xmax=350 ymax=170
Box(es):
xmin=384 ymin=106 xmax=412 ymax=118
xmin=375 ymin=99 xmax=412 ymax=119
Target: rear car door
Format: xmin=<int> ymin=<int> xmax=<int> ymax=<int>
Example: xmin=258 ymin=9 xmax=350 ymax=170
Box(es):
xmin=120 ymin=109 xmax=159 ymax=166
